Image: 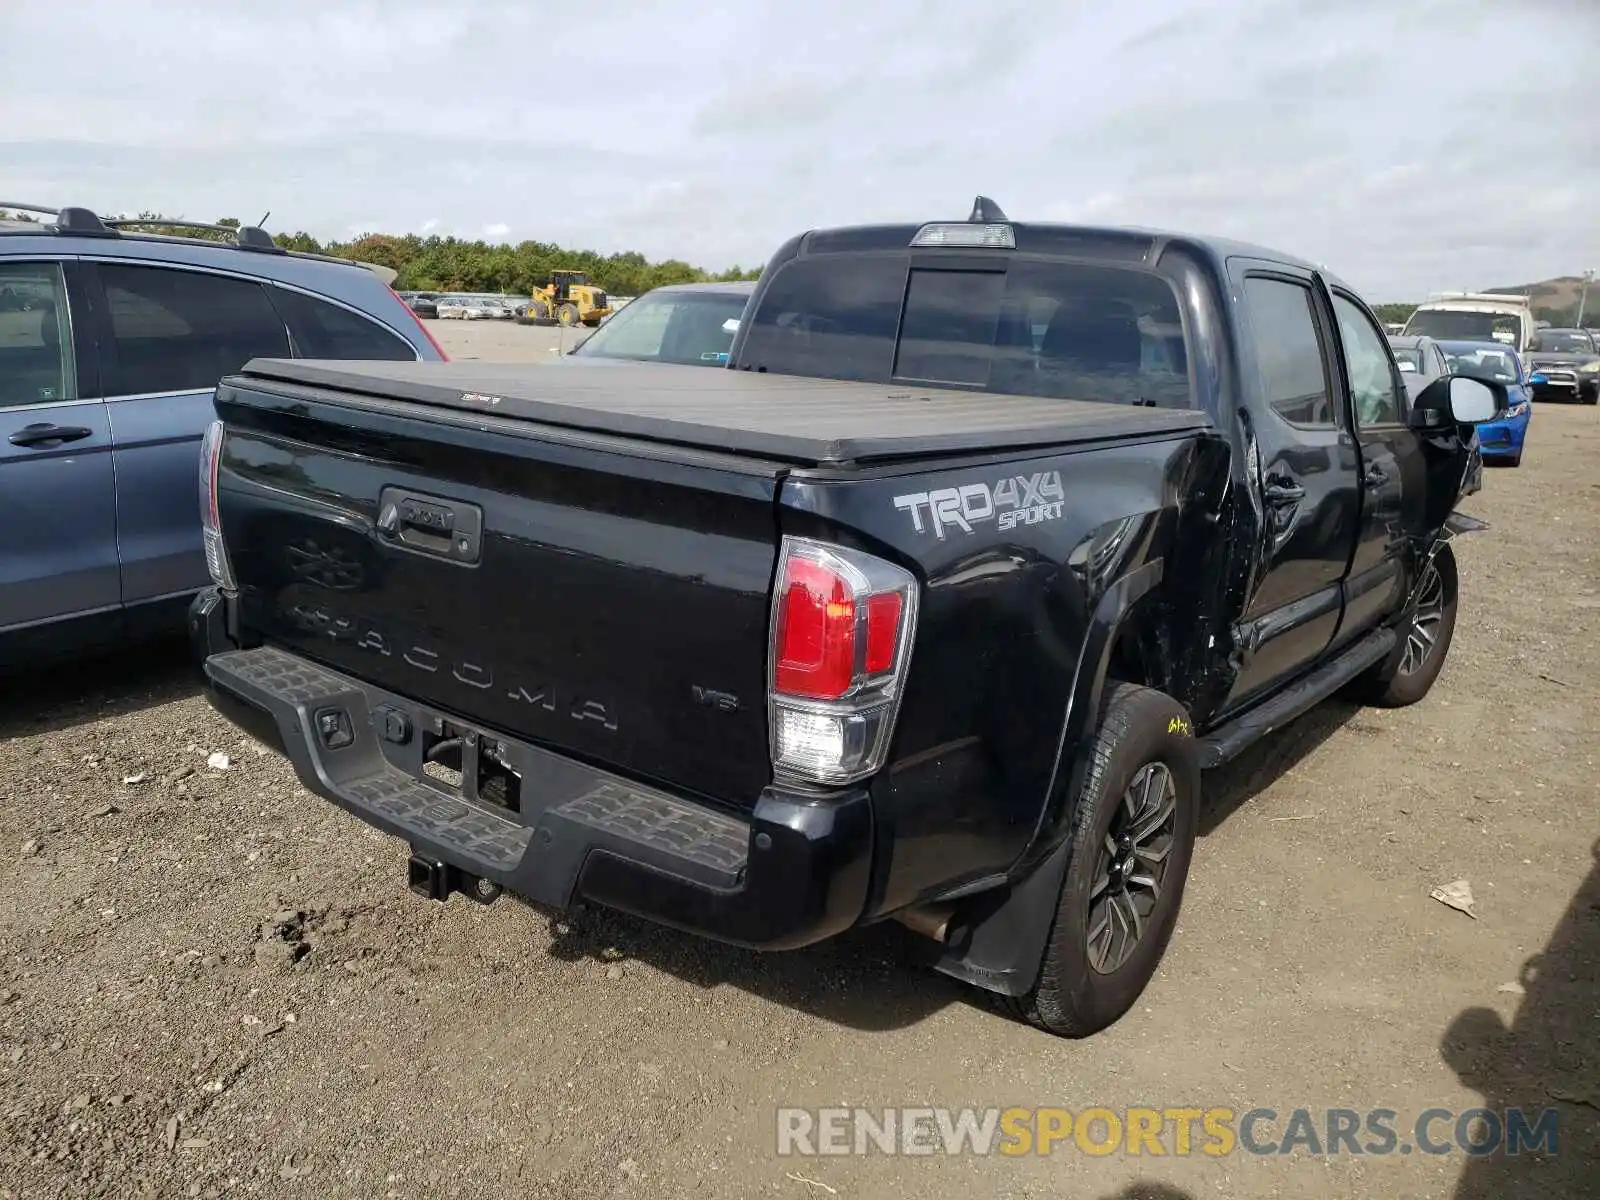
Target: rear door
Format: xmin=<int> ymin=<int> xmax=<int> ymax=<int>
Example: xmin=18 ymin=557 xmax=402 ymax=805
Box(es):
xmin=85 ymin=265 xmax=423 ymax=612
xmin=1319 ymin=283 xmax=1428 ymax=639
xmin=0 ymin=257 xmax=121 ymax=638
xmin=85 ymin=261 xmax=293 ymax=607
xmin=1221 ymin=263 xmax=1362 ymax=708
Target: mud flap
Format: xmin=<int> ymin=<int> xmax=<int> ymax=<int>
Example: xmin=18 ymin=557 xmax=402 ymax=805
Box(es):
xmin=1444 ymin=511 xmax=1490 ymax=536
xmin=931 ymin=839 xmax=1073 ymax=998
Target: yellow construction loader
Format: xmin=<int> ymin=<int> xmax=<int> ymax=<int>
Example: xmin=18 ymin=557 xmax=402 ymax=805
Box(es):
xmin=519 ymin=270 xmax=612 ymax=327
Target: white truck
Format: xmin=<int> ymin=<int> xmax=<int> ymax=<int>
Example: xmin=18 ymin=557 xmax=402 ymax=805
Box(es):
xmin=1401 ymin=292 xmax=1536 ymax=353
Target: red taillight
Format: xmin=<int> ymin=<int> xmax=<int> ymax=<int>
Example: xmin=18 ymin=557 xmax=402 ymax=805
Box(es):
xmin=863 ymin=593 xmax=902 ymax=673
xmin=767 ymin=537 xmax=918 ymax=785
xmin=774 ymin=558 xmax=858 ymax=699
xmin=388 ymin=285 xmax=450 ymax=361
xmin=773 ymin=559 xmax=908 ymax=700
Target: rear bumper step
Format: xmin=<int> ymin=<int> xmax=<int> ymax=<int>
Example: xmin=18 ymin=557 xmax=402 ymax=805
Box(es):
xmin=201 ymin=641 xmax=872 ymax=950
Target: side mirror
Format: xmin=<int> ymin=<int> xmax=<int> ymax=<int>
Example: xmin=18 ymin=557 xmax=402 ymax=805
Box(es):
xmin=1447 ymin=375 xmax=1501 ymax=422
xmin=1414 ymin=373 xmax=1506 ymax=427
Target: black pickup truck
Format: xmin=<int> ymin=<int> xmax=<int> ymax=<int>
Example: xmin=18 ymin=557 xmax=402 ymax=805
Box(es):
xmin=189 ymin=199 xmax=1504 ymax=1037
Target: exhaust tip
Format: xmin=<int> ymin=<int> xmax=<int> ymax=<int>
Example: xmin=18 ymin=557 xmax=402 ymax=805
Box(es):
xmin=893 ymin=904 xmax=956 ymax=943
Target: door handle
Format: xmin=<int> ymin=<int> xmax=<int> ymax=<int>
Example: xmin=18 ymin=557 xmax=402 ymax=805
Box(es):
xmin=8 ymin=423 xmax=93 ymax=448
xmin=1262 ymin=478 xmax=1306 ymax=506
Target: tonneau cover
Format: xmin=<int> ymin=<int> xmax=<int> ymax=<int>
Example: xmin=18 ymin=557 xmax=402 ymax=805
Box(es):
xmin=231 ymin=358 xmax=1212 ymax=467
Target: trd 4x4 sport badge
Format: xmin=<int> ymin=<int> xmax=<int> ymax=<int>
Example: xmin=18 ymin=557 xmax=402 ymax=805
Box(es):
xmin=893 ymin=471 xmax=1066 ymax=540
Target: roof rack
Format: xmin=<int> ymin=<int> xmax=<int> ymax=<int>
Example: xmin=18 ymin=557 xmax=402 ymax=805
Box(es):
xmin=102 ymin=216 xmax=285 ymax=254
xmin=0 ymin=203 xmax=406 ymax=280
xmin=0 ymin=201 xmax=287 ymax=254
xmin=0 ymin=201 xmax=61 ymax=218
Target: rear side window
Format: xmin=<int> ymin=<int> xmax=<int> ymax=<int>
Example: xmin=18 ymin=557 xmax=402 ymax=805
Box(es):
xmin=1390 ymin=347 xmax=1423 ymax=374
xmin=98 ymin=264 xmax=290 ymax=396
xmin=738 ymin=256 xmax=904 ymax=383
xmin=270 ymin=287 xmax=416 ymax=360
xmin=1241 ymin=276 xmax=1339 ymax=429
xmin=738 ymin=255 xmax=1191 ymax=406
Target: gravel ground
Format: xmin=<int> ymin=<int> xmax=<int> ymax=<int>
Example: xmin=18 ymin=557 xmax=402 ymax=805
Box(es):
xmin=1 ymin=321 xmax=1595 ymax=1199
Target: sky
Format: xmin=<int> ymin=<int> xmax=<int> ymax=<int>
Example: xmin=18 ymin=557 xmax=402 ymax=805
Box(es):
xmin=2 ymin=0 xmax=1596 ymax=300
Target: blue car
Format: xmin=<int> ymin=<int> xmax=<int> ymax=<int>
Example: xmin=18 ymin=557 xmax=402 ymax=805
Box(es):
xmin=1437 ymin=340 xmax=1534 ymax=467
xmin=0 ymin=203 xmax=448 ymax=668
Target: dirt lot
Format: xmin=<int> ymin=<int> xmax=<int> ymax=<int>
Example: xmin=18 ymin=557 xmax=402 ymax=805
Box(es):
xmin=2 ymin=319 xmax=1596 ymax=1199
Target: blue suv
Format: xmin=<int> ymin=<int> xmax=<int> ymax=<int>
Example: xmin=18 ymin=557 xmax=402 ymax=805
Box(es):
xmin=0 ymin=203 xmax=447 ymax=668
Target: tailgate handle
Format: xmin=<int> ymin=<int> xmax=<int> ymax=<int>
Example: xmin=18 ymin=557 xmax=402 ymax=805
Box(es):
xmin=376 ymin=487 xmax=483 ymax=566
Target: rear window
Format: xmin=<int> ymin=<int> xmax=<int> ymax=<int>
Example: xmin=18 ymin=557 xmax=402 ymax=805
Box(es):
xmin=574 ymin=289 xmax=749 ymax=365
xmin=1442 ymin=346 xmax=1520 ymax=383
xmin=735 ymin=256 xmax=1191 ymax=406
xmin=1405 ymin=309 xmax=1523 ymax=346
xmin=1529 ymin=329 xmax=1595 ymax=354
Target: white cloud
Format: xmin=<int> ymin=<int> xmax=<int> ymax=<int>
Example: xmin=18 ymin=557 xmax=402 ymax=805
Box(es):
xmin=1 ymin=0 xmax=1596 ymax=297
xmin=482 ymin=223 xmax=510 ymax=239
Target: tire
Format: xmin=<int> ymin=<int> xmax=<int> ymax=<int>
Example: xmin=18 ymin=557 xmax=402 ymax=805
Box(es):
xmin=1349 ymin=544 xmax=1459 ymax=708
xmin=1007 ymin=682 xmax=1201 ymax=1038
xmin=557 ymin=302 xmax=581 ymax=327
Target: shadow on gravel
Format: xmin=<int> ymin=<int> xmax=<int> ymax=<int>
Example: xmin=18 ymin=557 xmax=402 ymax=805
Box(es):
xmin=532 ymin=698 xmax=1370 ymax=1035
xmin=1197 ymin=697 xmax=1361 ymax=836
xmin=0 ymin=635 xmax=202 ymax=739
xmin=1442 ymin=834 xmax=1599 ymax=1200
xmin=542 ymin=901 xmax=959 ymax=1033
xmin=1098 ymin=1186 xmax=1194 ymax=1200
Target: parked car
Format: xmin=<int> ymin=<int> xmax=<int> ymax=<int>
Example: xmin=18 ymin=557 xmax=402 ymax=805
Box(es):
xmin=403 ymin=292 xmax=439 ymax=319
xmin=191 ymin=197 xmax=1496 ymax=1039
xmin=1387 ymin=334 xmax=1448 ymax=378
xmin=561 ymin=281 xmax=754 ymax=366
xmin=435 ymin=297 xmax=476 ymax=320
xmin=1401 ymin=292 xmax=1536 ymax=355
xmin=1521 ymin=327 xmax=1599 ymax=405
xmin=1386 ymin=334 xmax=1450 ymax=403
xmin=0 ymin=203 xmax=447 ymax=668
xmin=1438 ymin=340 xmax=1534 ymax=466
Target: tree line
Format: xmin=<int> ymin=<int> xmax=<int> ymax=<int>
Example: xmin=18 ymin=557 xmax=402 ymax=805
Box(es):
xmin=3 ymin=210 xmax=1588 ymax=320
xmin=0 ymin=210 xmax=762 ymax=297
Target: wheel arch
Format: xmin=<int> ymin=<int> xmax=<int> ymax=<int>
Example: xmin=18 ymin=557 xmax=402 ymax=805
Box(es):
xmin=928 ymin=556 xmax=1182 ymax=999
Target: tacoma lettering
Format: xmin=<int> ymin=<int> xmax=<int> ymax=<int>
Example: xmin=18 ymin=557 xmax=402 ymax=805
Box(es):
xmin=283 ymin=601 xmax=617 ymax=732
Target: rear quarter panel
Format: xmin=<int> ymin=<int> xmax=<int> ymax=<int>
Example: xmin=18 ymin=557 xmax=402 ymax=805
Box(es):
xmin=779 ymin=431 xmax=1230 ymax=916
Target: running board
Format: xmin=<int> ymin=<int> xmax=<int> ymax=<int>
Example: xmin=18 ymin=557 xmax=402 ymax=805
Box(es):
xmin=1196 ymin=627 xmax=1396 ymax=769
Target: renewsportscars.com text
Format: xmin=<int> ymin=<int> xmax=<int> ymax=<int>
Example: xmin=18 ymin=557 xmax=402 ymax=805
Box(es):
xmin=774 ymin=1106 xmax=1561 ymax=1159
